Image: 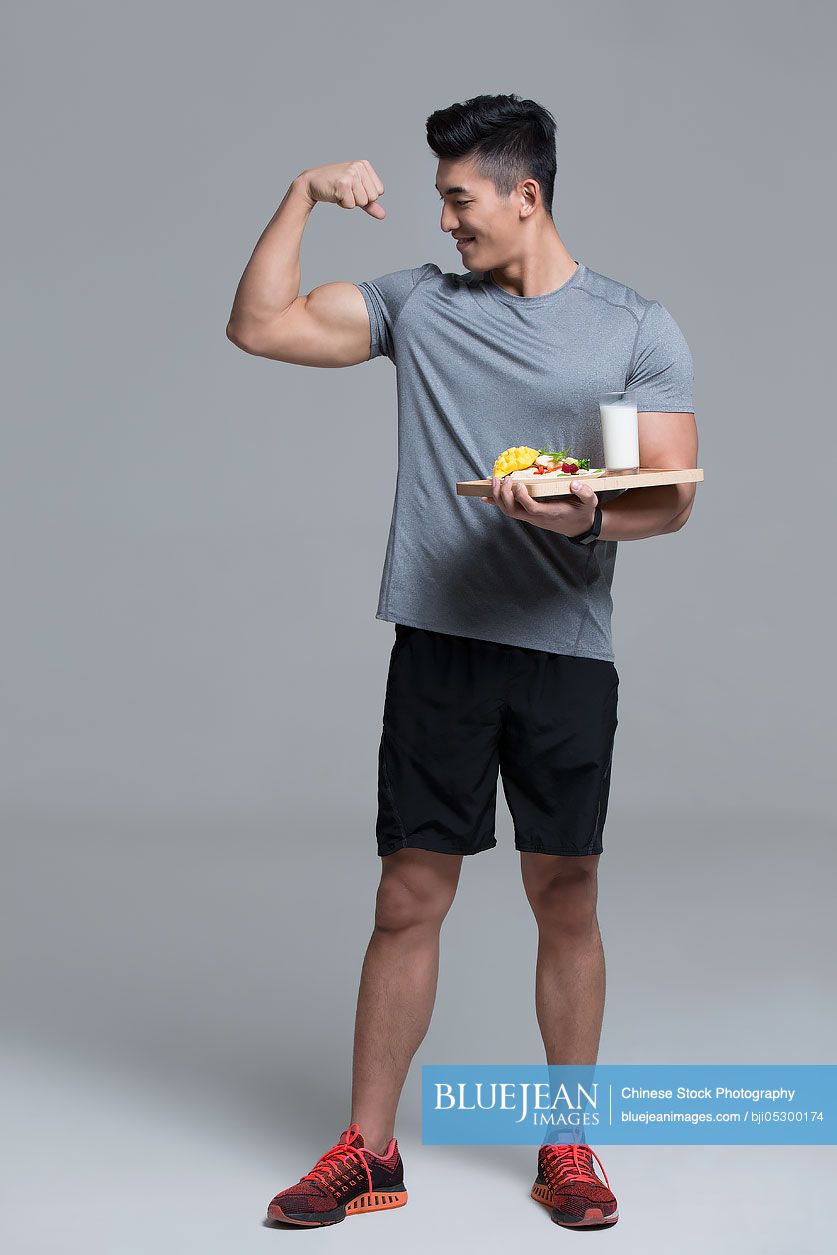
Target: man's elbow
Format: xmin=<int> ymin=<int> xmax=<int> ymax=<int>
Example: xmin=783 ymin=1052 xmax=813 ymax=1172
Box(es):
xmin=665 ymin=483 xmax=697 ymax=533
xmin=664 ymin=502 xmax=694 ymax=533
xmin=226 ymin=321 xmax=259 ymax=354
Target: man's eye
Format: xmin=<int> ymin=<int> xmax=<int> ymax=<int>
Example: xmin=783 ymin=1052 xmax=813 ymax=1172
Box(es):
xmin=456 ymin=200 xmax=470 ymax=207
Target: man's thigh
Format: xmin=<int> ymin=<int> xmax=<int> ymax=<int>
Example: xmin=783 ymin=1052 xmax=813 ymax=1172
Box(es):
xmin=499 ymin=650 xmax=619 ymax=858
xmin=376 ymin=624 xmax=507 ymax=859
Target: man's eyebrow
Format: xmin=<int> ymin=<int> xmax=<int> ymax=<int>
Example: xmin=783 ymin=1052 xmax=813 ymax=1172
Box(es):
xmin=435 ymin=184 xmax=471 ymax=195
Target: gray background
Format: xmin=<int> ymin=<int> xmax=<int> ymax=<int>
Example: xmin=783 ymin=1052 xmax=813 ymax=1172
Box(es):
xmin=3 ymin=1 xmax=835 ymax=1251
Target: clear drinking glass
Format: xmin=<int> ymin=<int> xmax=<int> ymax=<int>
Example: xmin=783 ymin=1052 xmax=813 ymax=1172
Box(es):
xmin=598 ymin=390 xmax=639 ymax=470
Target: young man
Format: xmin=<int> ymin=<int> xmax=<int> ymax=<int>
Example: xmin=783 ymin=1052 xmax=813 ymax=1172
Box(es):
xmin=227 ymin=93 xmax=697 ymax=1231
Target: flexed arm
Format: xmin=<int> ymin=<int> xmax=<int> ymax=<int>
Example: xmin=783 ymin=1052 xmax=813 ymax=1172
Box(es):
xmin=226 ymin=160 xmax=386 ymax=367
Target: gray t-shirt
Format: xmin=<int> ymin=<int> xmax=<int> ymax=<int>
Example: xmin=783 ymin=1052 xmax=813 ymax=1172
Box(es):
xmin=355 ymin=260 xmax=694 ymax=661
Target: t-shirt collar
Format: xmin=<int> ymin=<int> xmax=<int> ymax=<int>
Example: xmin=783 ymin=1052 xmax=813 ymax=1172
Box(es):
xmin=483 ymin=261 xmax=585 ymax=306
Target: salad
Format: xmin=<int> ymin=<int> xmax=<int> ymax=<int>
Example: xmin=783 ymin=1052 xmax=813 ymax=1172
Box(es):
xmin=491 ymin=446 xmax=605 ymax=480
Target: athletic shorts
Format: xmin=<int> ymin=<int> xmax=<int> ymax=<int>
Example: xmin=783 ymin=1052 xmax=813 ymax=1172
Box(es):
xmin=376 ymin=623 xmax=619 ymax=858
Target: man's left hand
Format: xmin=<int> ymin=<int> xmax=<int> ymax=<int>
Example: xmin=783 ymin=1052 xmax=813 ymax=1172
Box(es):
xmin=482 ymin=474 xmax=598 ymax=538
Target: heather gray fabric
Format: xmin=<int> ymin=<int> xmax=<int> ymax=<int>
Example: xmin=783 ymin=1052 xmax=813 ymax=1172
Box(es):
xmin=355 ymin=261 xmax=694 ymax=660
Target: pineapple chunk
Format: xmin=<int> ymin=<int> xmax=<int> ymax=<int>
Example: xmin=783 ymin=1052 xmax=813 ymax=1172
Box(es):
xmin=492 ymin=446 xmax=540 ymax=478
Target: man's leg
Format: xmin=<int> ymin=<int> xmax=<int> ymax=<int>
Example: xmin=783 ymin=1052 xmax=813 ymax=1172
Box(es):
xmin=519 ymin=852 xmax=604 ymax=1063
xmin=520 ymin=851 xmax=619 ymax=1225
xmin=350 ymin=847 xmax=463 ymax=1153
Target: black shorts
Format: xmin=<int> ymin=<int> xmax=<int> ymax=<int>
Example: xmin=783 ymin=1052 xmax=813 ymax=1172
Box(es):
xmin=376 ymin=624 xmax=620 ymax=859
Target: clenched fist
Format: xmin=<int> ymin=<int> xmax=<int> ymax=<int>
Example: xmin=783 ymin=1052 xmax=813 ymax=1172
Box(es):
xmin=297 ymin=160 xmax=386 ymax=218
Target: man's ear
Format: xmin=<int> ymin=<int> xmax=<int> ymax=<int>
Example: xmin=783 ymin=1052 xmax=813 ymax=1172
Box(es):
xmin=519 ymin=179 xmax=539 ymax=218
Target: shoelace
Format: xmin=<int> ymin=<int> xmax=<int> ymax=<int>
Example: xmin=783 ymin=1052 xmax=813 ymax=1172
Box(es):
xmin=299 ymin=1123 xmax=373 ymax=1194
xmin=543 ymin=1142 xmax=611 ymax=1189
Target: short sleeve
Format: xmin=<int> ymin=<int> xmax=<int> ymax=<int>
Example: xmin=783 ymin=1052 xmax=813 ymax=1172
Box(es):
xmin=354 ymin=262 xmax=440 ymax=361
xmin=625 ymin=301 xmax=695 ymax=412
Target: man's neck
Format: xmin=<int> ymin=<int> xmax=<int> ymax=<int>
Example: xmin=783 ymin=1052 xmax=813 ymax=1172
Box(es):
xmin=488 ymin=232 xmax=578 ymax=298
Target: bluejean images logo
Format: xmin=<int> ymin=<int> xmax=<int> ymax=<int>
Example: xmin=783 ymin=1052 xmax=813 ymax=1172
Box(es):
xmin=433 ymin=1072 xmax=599 ymax=1131
xmin=421 ymin=1065 xmax=837 ymax=1145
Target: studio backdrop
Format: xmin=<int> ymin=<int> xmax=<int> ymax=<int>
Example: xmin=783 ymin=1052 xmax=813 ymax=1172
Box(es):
xmin=3 ymin=3 xmax=834 ymax=1254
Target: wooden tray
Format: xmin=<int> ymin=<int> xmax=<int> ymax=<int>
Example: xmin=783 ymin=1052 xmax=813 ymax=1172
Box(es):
xmin=456 ymin=466 xmax=704 ymax=500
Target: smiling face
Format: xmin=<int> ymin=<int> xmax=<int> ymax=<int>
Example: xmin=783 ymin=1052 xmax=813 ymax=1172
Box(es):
xmin=435 ymin=155 xmax=539 ymax=270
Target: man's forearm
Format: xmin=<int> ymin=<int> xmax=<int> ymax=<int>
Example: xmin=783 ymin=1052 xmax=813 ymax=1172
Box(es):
xmin=226 ymin=176 xmax=315 ymax=338
xmin=598 ymin=483 xmax=694 ymax=540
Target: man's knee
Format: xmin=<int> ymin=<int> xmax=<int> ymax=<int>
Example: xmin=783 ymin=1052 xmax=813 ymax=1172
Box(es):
xmin=374 ymin=850 xmax=462 ymax=933
xmin=521 ymin=853 xmax=599 ymax=930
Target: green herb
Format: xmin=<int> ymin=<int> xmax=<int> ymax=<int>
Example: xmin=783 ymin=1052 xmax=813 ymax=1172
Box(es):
xmin=536 ymin=448 xmax=591 ymax=469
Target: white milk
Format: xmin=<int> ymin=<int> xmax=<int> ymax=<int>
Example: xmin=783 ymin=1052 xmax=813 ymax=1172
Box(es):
xmin=599 ymin=400 xmax=639 ymax=470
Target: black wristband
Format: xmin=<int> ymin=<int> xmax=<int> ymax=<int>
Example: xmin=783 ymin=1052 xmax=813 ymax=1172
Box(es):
xmin=568 ymin=502 xmax=603 ymax=546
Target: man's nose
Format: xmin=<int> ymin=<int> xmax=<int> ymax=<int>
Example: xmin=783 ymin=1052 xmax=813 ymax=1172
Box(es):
xmin=440 ymin=207 xmax=458 ymax=233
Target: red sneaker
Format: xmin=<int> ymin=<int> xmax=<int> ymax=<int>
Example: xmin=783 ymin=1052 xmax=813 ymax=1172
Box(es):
xmin=266 ymin=1123 xmax=408 ymax=1227
xmin=531 ymin=1141 xmax=619 ymax=1227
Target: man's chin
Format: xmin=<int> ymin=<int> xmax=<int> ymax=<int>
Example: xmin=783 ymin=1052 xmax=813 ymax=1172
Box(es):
xmin=458 ymin=245 xmax=486 ymax=268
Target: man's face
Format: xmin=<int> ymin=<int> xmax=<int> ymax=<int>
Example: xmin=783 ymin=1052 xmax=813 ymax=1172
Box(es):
xmin=435 ymin=157 xmax=523 ymax=269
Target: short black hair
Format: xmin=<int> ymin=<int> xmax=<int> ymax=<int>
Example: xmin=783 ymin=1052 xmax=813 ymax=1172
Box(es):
xmin=426 ymin=93 xmax=558 ymax=219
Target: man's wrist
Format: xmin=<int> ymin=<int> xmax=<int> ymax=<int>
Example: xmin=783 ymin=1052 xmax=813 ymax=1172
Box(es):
xmin=567 ymin=502 xmax=603 ymax=545
xmin=570 ymin=505 xmax=597 ymax=538
xmin=291 ymin=175 xmax=316 ymax=210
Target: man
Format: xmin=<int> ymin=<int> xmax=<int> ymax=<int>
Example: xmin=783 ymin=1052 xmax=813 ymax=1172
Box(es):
xmin=227 ymin=93 xmax=697 ymax=1231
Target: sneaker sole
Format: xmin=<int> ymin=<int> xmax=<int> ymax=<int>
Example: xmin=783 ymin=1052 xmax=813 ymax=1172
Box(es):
xmin=267 ymin=1184 xmax=408 ymax=1227
xmin=531 ymin=1179 xmax=619 ymax=1228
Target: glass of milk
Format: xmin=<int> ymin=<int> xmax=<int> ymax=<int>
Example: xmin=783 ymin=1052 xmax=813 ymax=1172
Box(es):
xmin=599 ymin=391 xmax=639 ymax=470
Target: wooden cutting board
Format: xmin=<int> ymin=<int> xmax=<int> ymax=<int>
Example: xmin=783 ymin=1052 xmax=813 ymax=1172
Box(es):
xmin=456 ymin=466 xmax=704 ymax=500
